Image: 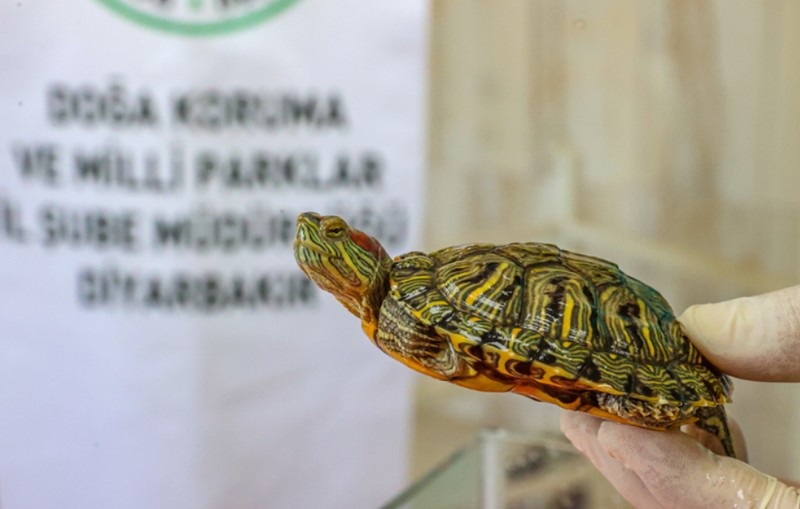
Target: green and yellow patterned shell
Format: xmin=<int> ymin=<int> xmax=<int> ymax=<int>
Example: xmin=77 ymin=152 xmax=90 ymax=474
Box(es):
xmin=390 ymin=242 xmax=731 ymax=410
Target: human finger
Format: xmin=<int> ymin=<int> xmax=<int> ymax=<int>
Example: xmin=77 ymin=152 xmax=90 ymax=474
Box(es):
xmin=561 ymin=412 xmax=665 ymax=509
xmin=679 ymin=285 xmax=800 ymax=382
xmin=596 ymin=420 xmax=798 ymax=509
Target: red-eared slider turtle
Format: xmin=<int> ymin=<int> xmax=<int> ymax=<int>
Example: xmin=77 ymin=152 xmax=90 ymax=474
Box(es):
xmin=293 ymin=212 xmax=736 ymax=457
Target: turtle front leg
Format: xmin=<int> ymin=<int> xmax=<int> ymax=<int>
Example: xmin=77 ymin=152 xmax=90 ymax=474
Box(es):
xmin=372 ymin=296 xmax=462 ymax=380
xmin=373 ymin=297 xmax=513 ymax=392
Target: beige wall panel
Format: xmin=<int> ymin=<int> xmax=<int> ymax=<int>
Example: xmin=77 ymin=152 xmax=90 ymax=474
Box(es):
xmin=418 ymin=0 xmax=800 ymax=482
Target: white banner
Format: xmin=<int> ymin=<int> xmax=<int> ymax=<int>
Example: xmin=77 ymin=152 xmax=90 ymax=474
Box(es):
xmin=0 ymin=2 xmax=426 ymax=508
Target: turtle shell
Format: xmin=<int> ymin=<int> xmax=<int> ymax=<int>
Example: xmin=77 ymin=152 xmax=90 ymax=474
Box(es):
xmin=389 ymin=242 xmax=731 ymax=410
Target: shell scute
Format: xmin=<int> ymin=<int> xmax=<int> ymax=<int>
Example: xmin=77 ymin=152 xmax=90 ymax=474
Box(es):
xmin=436 ymin=253 xmax=524 ymax=325
xmin=668 ymin=363 xmax=727 ymax=406
xmin=431 ymin=243 xmax=496 ymax=265
xmin=495 ymin=242 xmax=561 ymax=266
xmin=563 ymin=251 xmax=623 ymax=287
xmin=624 ymin=275 xmax=674 ymax=320
xmin=581 ymin=351 xmax=633 ymax=396
xmin=598 ymin=285 xmax=672 ymax=362
xmin=393 ymin=251 xmax=435 ymax=270
xmin=521 ymin=264 xmax=596 ymax=346
xmin=436 ymin=318 xmax=546 ymax=376
xmin=390 ymin=252 xmax=454 ymax=324
xmin=532 ymin=338 xmax=592 ymax=384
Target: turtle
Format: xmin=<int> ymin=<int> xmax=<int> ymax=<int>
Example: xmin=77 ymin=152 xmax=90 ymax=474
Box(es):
xmin=293 ymin=212 xmax=736 ymax=457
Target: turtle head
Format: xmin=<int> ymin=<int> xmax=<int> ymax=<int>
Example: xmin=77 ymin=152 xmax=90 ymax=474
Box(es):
xmin=294 ymin=212 xmax=392 ymax=321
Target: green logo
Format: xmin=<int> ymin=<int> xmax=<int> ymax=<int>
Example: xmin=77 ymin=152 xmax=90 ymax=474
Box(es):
xmin=94 ymin=0 xmax=302 ymax=36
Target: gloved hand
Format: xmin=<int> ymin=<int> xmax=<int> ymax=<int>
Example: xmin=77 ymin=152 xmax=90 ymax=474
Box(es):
xmin=561 ymin=285 xmax=800 ymax=509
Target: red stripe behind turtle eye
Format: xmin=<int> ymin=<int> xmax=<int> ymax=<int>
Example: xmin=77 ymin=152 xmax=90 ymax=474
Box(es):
xmin=350 ymin=230 xmax=385 ymax=259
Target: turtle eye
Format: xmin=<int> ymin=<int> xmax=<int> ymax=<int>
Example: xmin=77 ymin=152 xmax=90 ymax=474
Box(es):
xmin=322 ymin=219 xmax=348 ymax=239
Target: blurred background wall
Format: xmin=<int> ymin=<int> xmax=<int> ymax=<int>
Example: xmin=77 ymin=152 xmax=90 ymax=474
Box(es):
xmin=413 ymin=0 xmax=800 ymax=483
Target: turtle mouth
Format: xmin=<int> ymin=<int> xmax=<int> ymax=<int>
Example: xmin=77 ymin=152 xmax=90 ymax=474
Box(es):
xmin=294 ymin=214 xmax=341 ymax=261
xmin=293 ymin=238 xmax=340 ymax=261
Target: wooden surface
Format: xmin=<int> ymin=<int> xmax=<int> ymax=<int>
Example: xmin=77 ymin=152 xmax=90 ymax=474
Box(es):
xmin=414 ymin=0 xmax=800 ymax=482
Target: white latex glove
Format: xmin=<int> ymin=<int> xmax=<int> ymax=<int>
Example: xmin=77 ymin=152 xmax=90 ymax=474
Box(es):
xmin=561 ymin=285 xmax=800 ymax=509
